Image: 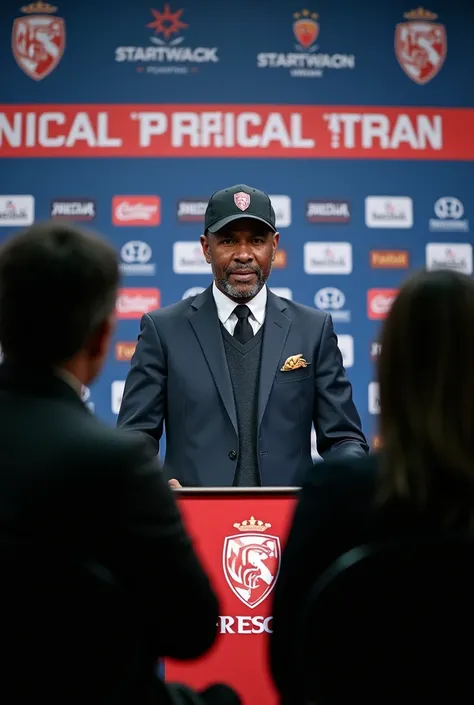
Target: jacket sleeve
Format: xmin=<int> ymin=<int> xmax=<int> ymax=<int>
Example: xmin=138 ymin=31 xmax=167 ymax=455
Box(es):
xmin=313 ymin=314 xmax=369 ymax=460
xmin=109 ymin=437 xmax=219 ymax=660
xmin=116 ymin=313 xmax=166 ymax=455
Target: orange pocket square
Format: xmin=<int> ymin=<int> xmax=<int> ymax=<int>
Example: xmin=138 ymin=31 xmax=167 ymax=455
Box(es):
xmin=280 ymin=354 xmax=310 ymax=372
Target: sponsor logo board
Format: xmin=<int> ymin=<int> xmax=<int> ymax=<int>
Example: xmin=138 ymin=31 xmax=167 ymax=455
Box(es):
xmin=116 ymin=287 xmax=160 ymax=319
xmin=112 ymin=196 xmax=160 ymax=226
xmin=50 ymin=198 xmax=96 ymax=220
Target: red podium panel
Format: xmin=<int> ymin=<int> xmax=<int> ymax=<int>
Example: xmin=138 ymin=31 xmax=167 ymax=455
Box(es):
xmin=165 ymin=488 xmax=298 ymax=705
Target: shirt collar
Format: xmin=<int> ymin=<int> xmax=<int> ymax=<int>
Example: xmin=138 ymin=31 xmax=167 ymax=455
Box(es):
xmin=55 ymin=368 xmax=83 ymax=398
xmin=212 ymin=281 xmax=267 ymax=326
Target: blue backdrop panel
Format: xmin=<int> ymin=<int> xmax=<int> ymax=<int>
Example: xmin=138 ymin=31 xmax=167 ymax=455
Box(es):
xmin=0 ymin=0 xmax=473 ymax=450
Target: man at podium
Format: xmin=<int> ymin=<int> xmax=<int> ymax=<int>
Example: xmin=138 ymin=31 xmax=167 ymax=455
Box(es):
xmin=117 ymin=184 xmax=368 ymax=487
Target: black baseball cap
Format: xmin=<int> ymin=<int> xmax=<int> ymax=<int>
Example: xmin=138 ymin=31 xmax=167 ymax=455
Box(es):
xmin=204 ymin=184 xmax=276 ymax=234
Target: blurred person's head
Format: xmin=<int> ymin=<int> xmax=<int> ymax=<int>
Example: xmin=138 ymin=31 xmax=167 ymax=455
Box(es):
xmin=0 ymin=220 xmax=119 ymax=387
xmin=377 ymin=268 xmax=474 ymax=524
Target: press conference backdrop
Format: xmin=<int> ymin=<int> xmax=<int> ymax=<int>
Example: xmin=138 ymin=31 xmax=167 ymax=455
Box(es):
xmin=0 ymin=0 xmax=473 ymax=454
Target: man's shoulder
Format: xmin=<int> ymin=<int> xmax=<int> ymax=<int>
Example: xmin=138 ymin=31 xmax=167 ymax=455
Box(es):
xmin=63 ymin=407 xmax=154 ymax=467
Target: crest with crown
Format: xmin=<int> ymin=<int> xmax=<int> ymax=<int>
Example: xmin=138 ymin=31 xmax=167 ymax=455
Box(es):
xmin=233 ymin=516 xmax=272 ymax=533
xmin=404 ymin=7 xmax=438 ymax=21
xmin=20 ymin=2 xmax=58 ymax=14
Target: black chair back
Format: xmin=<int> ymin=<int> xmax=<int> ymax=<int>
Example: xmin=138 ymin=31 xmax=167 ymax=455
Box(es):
xmin=0 ymin=553 xmax=148 ymax=704
xmin=295 ymin=534 xmax=474 ymax=705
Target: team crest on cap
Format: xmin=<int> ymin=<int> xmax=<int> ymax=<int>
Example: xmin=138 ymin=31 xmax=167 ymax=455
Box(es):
xmin=234 ymin=192 xmax=250 ymax=211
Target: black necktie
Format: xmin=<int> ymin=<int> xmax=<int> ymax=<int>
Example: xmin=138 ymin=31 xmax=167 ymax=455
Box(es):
xmin=233 ymin=305 xmax=254 ymax=344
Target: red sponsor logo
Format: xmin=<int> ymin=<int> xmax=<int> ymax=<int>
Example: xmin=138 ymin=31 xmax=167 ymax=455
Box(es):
xmin=367 ymin=289 xmax=398 ymax=319
xmin=0 ymin=105 xmax=472 ymax=160
xmin=273 ymin=249 xmax=287 ymax=268
xmin=112 ymin=196 xmax=160 ymax=226
xmin=12 ymin=2 xmax=66 ymax=81
xmin=223 ymin=516 xmax=281 ymax=609
xmin=395 ymin=8 xmax=447 ymax=85
xmin=116 ymin=288 xmax=160 ymax=319
xmin=115 ymin=341 xmax=137 ymax=361
xmin=370 ymin=250 xmax=409 ymax=268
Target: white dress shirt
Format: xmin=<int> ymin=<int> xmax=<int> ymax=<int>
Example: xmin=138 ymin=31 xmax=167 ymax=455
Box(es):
xmin=212 ymin=281 xmax=267 ymax=335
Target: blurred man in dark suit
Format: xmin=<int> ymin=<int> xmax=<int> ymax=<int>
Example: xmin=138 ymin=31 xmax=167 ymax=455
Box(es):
xmin=117 ymin=184 xmax=368 ymax=488
xmin=0 ymin=221 xmax=238 ymax=705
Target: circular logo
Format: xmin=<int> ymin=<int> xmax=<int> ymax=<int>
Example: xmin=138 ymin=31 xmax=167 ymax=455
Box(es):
xmin=121 ymin=241 xmax=152 ymax=264
xmin=314 ymin=287 xmax=345 ymax=311
xmin=182 ymin=286 xmax=206 ymax=299
xmin=434 ymin=197 xmax=464 ymax=220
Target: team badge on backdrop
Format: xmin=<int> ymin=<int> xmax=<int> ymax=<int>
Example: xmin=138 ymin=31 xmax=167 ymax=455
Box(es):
xmin=12 ymin=2 xmax=65 ymax=81
xmin=223 ymin=517 xmax=281 ymax=609
xmin=293 ymin=9 xmax=319 ymax=50
xmin=395 ymin=7 xmax=447 ymax=85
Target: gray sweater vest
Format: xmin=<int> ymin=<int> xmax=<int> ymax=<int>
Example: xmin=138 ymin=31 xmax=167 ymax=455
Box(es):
xmin=221 ymin=325 xmax=264 ymax=487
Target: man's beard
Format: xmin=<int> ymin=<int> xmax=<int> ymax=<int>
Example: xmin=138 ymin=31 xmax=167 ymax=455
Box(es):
xmin=216 ymin=263 xmax=268 ymax=300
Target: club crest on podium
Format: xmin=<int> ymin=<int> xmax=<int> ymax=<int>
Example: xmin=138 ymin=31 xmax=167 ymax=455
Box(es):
xmin=222 ymin=516 xmax=281 ymax=609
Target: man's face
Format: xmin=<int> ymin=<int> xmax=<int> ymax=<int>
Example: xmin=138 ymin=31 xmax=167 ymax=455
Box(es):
xmin=201 ymin=218 xmax=279 ymax=302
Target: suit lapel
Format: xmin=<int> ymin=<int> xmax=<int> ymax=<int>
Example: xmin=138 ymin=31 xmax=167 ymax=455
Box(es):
xmin=189 ymin=286 xmax=238 ymax=435
xmin=258 ymin=291 xmax=291 ymax=428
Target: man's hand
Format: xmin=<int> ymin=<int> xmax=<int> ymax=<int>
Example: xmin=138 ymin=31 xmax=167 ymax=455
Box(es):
xmin=168 ymin=478 xmax=182 ymax=489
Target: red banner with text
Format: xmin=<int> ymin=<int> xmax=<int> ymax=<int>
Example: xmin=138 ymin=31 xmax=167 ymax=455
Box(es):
xmin=0 ymin=105 xmax=473 ymax=159
xmin=166 ymin=491 xmax=298 ymax=705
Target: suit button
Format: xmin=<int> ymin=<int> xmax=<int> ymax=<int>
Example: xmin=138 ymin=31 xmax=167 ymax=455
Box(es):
xmin=228 ymin=450 xmax=237 ymax=460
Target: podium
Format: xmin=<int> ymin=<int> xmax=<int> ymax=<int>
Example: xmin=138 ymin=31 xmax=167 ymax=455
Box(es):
xmin=164 ymin=487 xmax=299 ymax=705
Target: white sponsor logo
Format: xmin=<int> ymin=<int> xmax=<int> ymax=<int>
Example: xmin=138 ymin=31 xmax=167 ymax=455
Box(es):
xmin=429 ymin=197 xmax=469 ymax=232
xmin=111 ymin=380 xmax=125 ymax=415
xmin=50 ymin=199 xmax=95 ymax=220
xmin=314 ymin=287 xmax=350 ymax=322
xmin=182 ymin=286 xmax=206 ymax=299
xmin=0 ymin=195 xmax=34 ymax=226
xmin=177 ymin=199 xmax=207 ymax=221
xmin=304 ymin=242 xmax=352 ymax=274
xmin=306 ymin=200 xmax=350 ymax=223
xmin=173 ymin=241 xmax=210 ymax=274
xmin=337 ymin=334 xmax=354 ymax=368
xmin=217 ymin=615 xmax=273 ymax=634
xmin=425 ymin=243 xmax=473 ymax=275
xmin=269 ymin=195 xmax=291 ymax=228
xmin=368 ymin=381 xmax=380 ymax=415
xmin=120 ymin=241 xmax=156 ymax=275
xmin=365 ymin=197 xmax=413 ymax=228
xmin=270 ymin=287 xmax=293 ymax=300
xmin=371 ymin=341 xmax=382 ymax=359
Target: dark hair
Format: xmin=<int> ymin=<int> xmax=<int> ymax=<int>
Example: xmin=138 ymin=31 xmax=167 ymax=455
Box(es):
xmin=0 ymin=220 xmax=119 ymax=367
xmin=377 ymin=268 xmax=474 ymax=525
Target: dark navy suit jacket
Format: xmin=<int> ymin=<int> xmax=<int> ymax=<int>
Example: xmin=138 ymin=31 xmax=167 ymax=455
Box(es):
xmin=117 ymin=285 xmax=368 ymax=486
